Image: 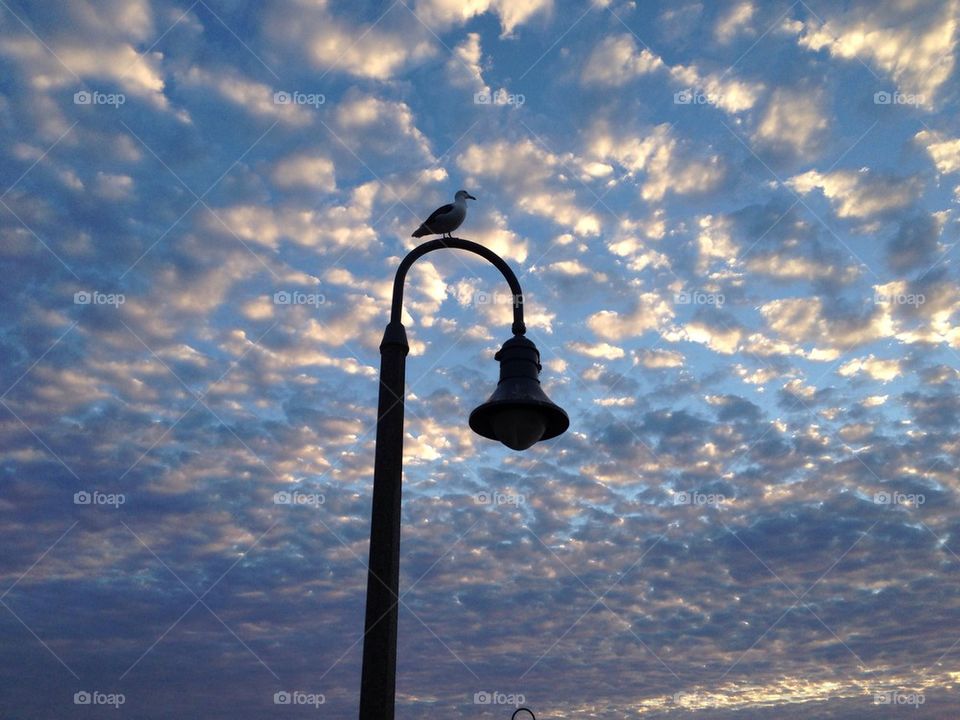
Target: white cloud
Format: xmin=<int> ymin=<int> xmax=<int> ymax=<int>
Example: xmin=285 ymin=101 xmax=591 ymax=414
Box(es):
xmin=446 ymin=32 xmax=490 ymax=95
xmin=746 ymin=253 xmax=859 ymax=284
xmin=179 ymin=66 xmax=314 ymax=125
xmin=796 ymin=0 xmax=958 ymax=106
xmin=93 ymin=172 xmax=134 ymax=200
xmin=838 ymin=354 xmax=902 ymax=382
xmin=915 ymin=129 xmax=960 ymax=174
xmin=787 ymin=168 xmax=921 ymax=219
xmin=587 ymin=292 xmax=674 ymax=341
xmin=210 ymin=187 xmax=379 ymax=252
xmin=759 ymin=296 xmax=893 ymax=351
xmin=457 ymin=139 xmax=601 ymax=235
xmin=588 ymin=122 xmax=725 ymax=201
xmin=268 ymin=2 xmax=435 ymax=80
xmin=334 ymin=93 xmax=434 ymax=162
xmin=742 ymin=332 xmax=799 ymax=357
xmin=607 ymin=212 xmax=669 ymax=263
xmin=0 ymin=36 xmax=171 ymax=112
xmin=71 ymin=0 xmax=156 ymax=41
xmin=733 ymin=363 xmax=787 ymax=386
xmin=783 ymin=377 xmax=816 ymax=399
xmin=578 ymin=33 xmax=763 ymax=113
xmin=669 ymin=64 xmax=764 ymax=113
xmin=581 ymin=34 xmax=663 ymax=86
xmin=569 ymin=341 xmax=626 ymax=359
xmin=695 ymin=214 xmax=738 ymax=274
xmin=460 ymin=208 xmax=529 ymax=263
xmin=272 ymin=155 xmax=336 ymax=191
xmin=413 ymin=0 xmax=553 ymax=36
xmin=635 ymin=348 xmax=685 ymax=368
xmin=759 ymin=297 xmax=827 ymax=343
xmin=714 ymin=1 xmax=755 ymax=44
xmin=752 ymin=88 xmax=828 ymax=159
xmin=665 ymin=321 xmax=743 ymax=354
xmin=541 ymin=259 xmax=608 ymax=283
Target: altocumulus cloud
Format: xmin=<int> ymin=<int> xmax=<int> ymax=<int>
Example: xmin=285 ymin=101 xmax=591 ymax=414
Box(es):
xmin=1 ymin=0 xmax=960 ymax=718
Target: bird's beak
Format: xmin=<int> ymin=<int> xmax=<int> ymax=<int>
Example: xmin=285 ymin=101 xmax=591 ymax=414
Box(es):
xmin=466 ymin=193 xmax=477 ymax=200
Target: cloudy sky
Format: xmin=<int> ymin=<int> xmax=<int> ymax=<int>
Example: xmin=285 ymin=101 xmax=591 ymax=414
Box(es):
xmin=1 ymin=0 xmax=960 ymax=717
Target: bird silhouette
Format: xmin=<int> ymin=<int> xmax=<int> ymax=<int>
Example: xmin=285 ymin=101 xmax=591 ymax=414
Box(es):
xmin=412 ymin=190 xmax=477 ymax=238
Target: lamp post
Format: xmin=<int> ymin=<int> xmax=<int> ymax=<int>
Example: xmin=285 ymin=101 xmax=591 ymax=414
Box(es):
xmin=358 ymin=238 xmax=568 ymax=719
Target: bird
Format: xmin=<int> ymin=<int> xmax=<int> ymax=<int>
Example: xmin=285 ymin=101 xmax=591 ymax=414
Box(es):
xmin=412 ymin=190 xmax=477 ymax=238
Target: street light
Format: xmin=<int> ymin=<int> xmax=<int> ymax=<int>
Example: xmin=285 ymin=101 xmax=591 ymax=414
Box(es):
xmin=358 ymin=237 xmax=568 ymax=719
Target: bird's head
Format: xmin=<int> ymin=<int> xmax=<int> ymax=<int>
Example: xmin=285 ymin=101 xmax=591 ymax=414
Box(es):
xmin=455 ymin=190 xmax=477 ymax=201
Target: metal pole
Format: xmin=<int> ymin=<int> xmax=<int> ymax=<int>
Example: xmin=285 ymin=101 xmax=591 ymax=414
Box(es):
xmin=358 ymin=320 xmax=408 ymax=720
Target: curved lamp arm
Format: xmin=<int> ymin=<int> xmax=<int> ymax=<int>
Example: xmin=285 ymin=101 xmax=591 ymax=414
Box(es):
xmin=389 ymin=237 xmax=526 ymax=336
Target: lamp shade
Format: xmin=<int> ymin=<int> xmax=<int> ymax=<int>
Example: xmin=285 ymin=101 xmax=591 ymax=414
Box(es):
xmin=469 ymin=335 xmax=569 ymax=450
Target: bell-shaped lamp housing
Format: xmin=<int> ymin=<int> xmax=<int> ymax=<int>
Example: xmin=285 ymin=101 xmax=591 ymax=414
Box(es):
xmin=469 ymin=335 xmax=569 ymax=450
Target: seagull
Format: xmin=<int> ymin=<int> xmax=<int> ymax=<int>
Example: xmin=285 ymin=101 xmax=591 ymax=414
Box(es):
xmin=412 ymin=190 xmax=477 ymax=238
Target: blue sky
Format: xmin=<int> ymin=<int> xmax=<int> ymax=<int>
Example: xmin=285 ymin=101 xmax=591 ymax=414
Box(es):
xmin=1 ymin=0 xmax=960 ymax=717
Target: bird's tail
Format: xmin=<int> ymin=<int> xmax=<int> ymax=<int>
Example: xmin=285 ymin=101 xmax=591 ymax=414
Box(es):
xmin=411 ymin=225 xmax=429 ymax=237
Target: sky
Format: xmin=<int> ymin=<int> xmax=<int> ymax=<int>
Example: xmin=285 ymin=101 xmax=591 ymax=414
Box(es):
xmin=1 ymin=0 xmax=959 ymax=717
